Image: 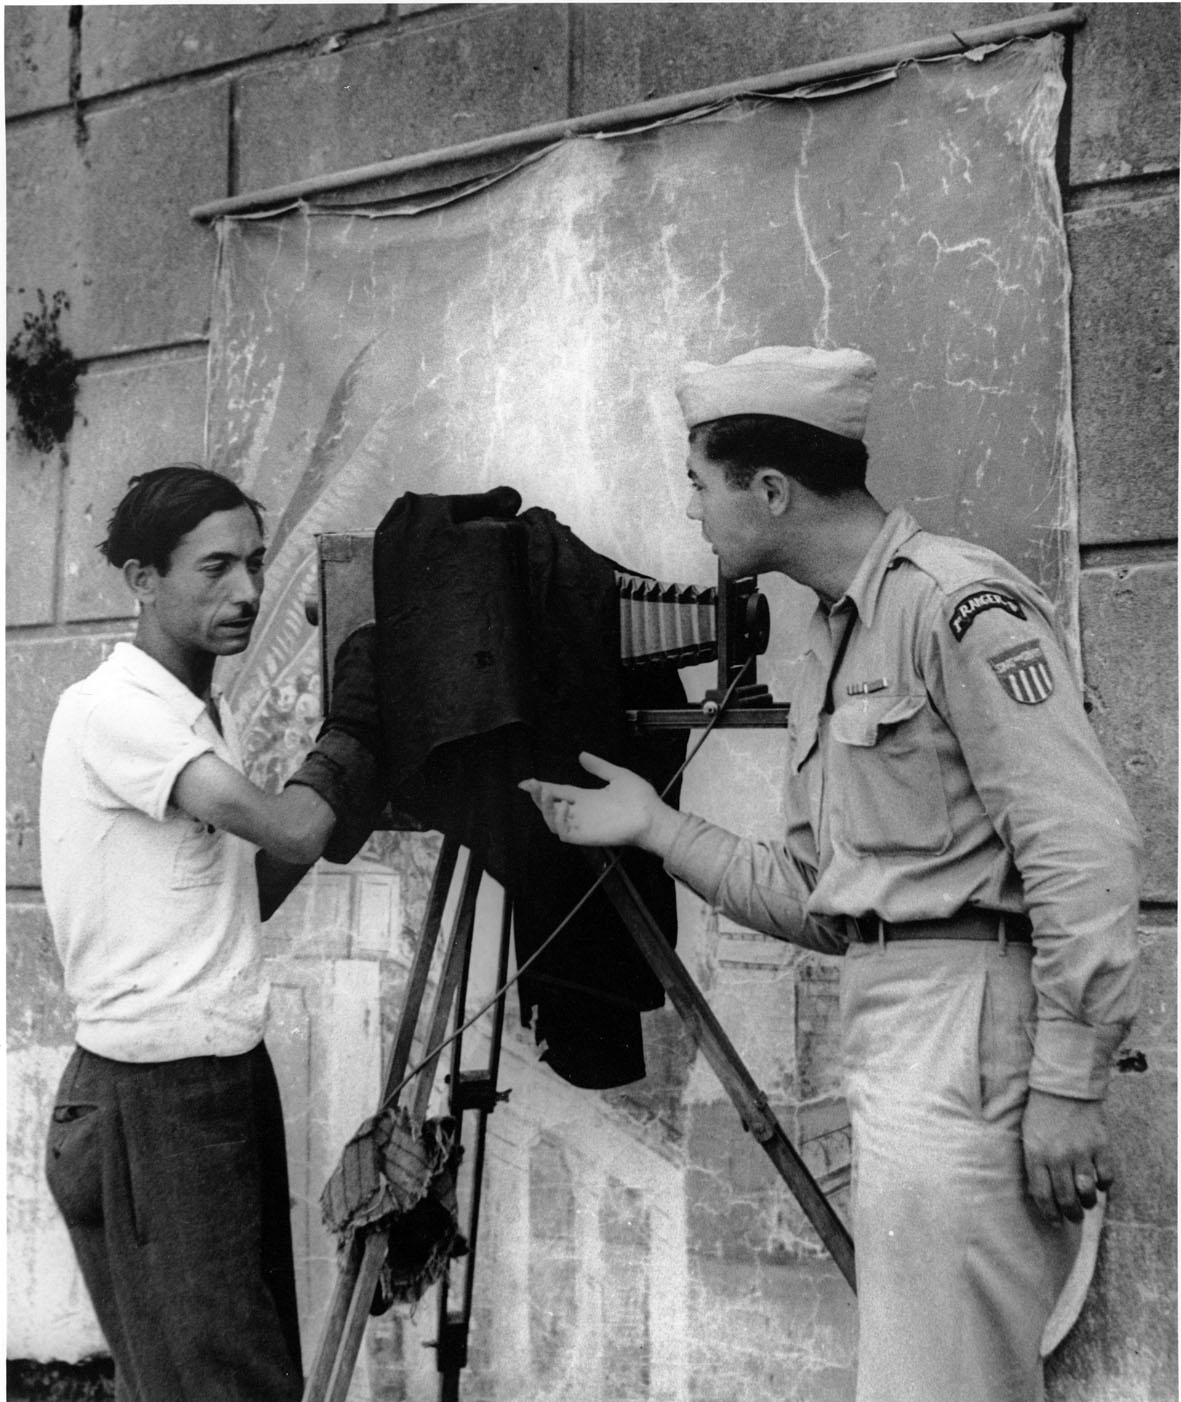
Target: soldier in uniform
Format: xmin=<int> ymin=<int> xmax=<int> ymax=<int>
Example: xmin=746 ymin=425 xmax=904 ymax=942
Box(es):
xmin=521 ymin=346 xmax=1141 ymax=1402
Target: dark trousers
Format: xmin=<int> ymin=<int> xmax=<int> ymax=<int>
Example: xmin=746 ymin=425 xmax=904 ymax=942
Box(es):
xmin=46 ymin=1043 xmax=304 ymax=1402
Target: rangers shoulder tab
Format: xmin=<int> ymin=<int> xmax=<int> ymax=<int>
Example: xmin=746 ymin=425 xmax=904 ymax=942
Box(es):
xmin=948 ymin=589 xmax=1027 ymax=641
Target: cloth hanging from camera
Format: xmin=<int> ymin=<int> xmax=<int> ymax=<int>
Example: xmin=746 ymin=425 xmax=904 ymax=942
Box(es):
xmin=367 ymin=487 xmax=689 ymax=1089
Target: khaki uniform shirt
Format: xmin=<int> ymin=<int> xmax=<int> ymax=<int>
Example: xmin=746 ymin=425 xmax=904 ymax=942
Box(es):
xmin=665 ymin=508 xmax=1141 ymax=1099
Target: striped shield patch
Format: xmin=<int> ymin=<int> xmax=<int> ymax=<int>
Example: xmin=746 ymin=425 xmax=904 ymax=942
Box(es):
xmin=988 ymin=640 xmax=1054 ymax=704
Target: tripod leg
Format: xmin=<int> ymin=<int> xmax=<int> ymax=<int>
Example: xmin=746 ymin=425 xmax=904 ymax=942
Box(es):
xmin=459 ymin=889 xmax=513 ymax=1324
xmin=435 ymin=887 xmax=514 ymax=1401
xmin=589 ymin=850 xmax=856 ymax=1291
xmin=322 ymin=1232 xmax=390 ymax=1402
xmin=302 ymin=840 xmax=477 ymax=1402
xmin=383 ymin=835 xmax=460 ymax=1097
xmin=412 ymin=853 xmax=484 ymax=1121
xmin=302 ymin=1233 xmax=366 ymax=1402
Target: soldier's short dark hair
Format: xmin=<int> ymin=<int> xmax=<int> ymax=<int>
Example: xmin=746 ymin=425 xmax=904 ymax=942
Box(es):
xmin=691 ymin=414 xmax=869 ymax=497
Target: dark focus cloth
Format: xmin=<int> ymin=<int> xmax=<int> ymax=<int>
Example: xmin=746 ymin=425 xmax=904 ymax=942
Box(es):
xmin=46 ymin=1043 xmax=303 ymax=1402
xmin=368 ymin=487 xmax=688 ymax=1088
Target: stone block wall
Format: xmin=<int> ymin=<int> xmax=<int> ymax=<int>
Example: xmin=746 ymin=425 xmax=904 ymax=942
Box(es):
xmin=7 ymin=4 xmax=1177 ymax=1399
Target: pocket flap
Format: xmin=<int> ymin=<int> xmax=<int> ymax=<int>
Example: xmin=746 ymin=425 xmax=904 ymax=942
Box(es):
xmin=830 ymin=692 xmax=926 ymax=747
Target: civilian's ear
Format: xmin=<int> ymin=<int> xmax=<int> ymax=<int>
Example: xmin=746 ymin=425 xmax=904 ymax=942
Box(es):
xmin=123 ymin=558 xmax=159 ymax=605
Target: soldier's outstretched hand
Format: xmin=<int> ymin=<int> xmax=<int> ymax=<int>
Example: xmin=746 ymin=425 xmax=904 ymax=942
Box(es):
xmin=519 ymin=752 xmax=663 ymax=849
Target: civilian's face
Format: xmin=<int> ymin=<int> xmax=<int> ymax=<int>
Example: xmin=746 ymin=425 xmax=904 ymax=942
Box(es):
xmin=149 ymin=505 xmax=266 ymax=657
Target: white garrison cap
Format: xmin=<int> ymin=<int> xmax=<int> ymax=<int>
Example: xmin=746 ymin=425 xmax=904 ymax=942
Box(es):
xmin=675 ymin=345 xmax=877 ymax=440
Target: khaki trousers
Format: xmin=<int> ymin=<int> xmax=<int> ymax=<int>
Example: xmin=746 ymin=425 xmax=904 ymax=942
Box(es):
xmin=841 ymin=939 xmax=1080 ymax=1402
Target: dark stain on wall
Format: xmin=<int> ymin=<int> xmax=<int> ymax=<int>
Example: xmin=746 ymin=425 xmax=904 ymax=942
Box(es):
xmin=6 ymin=290 xmax=82 ymax=455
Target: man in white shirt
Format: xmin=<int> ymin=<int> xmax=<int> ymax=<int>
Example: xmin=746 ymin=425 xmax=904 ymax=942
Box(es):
xmin=41 ymin=464 xmax=380 ymax=1401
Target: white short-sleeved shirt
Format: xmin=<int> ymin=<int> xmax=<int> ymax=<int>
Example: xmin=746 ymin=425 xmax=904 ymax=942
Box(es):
xmin=39 ymin=641 xmax=268 ymax=1061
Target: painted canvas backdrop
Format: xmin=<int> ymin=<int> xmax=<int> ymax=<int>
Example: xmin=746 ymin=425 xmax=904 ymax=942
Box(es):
xmin=204 ymin=35 xmax=1077 ymax=1396
xmin=208 ymin=35 xmax=1076 ymax=760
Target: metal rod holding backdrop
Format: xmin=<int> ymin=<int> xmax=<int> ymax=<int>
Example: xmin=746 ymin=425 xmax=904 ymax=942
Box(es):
xmin=191 ymin=6 xmax=1083 ymax=222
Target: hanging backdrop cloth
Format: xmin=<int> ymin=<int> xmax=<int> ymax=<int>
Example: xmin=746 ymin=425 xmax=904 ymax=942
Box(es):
xmin=208 ymin=36 xmax=1077 ymax=786
xmin=203 ymin=23 xmax=1089 ymax=1335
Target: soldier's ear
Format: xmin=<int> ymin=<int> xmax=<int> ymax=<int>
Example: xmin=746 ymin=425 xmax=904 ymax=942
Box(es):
xmin=753 ymin=468 xmax=792 ymax=517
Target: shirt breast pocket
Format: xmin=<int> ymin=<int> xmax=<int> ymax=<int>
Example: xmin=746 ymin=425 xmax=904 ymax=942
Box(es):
xmin=172 ymin=818 xmax=226 ymax=889
xmin=827 ymin=692 xmax=952 ymax=856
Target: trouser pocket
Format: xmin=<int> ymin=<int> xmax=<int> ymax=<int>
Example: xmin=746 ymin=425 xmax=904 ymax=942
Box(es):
xmin=46 ymin=1099 xmax=105 ymax=1227
xmin=975 ymin=956 xmax=1036 ymax=1125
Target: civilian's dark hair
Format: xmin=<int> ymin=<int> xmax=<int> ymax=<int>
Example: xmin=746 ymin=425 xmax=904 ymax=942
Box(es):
xmin=98 ymin=464 xmax=265 ymax=573
xmin=691 ymin=414 xmax=869 ymax=496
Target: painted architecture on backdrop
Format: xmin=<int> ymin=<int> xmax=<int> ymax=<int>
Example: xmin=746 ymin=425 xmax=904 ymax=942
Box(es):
xmin=7 ymin=5 xmax=1177 ymax=1400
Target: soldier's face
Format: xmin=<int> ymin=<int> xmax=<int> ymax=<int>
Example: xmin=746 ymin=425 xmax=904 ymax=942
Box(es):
xmin=685 ymin=444 xmax=775 ymax=579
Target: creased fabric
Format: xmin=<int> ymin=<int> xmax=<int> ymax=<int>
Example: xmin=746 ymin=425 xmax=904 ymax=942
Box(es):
xmin=371 ymin=489 xmax=689 ymax=1089
xmin=320 ymin=1107 xmax=464 ymax=1312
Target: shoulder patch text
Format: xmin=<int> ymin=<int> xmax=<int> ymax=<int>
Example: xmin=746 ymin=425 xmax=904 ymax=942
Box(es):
xmin=949 ymin=589 xmax=1027 ymax=641
xmin=988 ymin=640 xmax=1054 ymax=705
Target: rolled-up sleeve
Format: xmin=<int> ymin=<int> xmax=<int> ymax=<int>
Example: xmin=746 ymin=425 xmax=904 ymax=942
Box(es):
xmin=82 ymin=692 xmax=212 ymax=822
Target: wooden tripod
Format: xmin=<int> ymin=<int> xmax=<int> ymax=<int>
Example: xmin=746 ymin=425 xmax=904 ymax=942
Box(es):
xmin=301 ymin=834 xmax=855 ymax=1402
